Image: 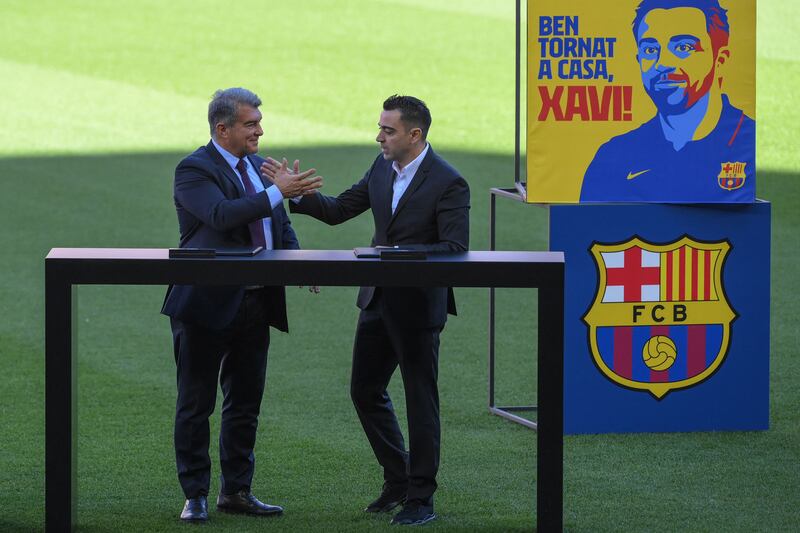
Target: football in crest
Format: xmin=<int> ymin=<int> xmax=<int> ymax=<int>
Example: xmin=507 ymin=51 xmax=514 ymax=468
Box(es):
xmin=642 ymin=335 xmax=677 ymax=371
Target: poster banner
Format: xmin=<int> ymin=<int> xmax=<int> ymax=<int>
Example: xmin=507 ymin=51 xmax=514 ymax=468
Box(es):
xmin=527 ymin=0 xmax=756 ymax=203
xmin=550 ymin=201 xmax=770 ymax=434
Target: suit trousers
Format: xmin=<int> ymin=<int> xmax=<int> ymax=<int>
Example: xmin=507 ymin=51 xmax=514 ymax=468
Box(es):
xmin=350 ymin=291 xmax=442 ymax=504
xmin=170 ymin=289 xmax=271 ymax=499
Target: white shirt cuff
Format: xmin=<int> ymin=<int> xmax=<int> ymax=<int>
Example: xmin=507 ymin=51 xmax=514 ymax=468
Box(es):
xmin=266 ymin=184 xmax=284 ymax=209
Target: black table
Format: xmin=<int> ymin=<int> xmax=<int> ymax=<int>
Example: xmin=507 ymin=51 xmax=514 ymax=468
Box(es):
xmin=45 ymin=248 xmax=564 ymax=532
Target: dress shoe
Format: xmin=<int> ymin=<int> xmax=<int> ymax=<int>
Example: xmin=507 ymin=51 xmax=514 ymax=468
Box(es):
xmin=364 ymin=484 xmax=407 ymax=513
xmin=180 ymin=496 xmax=209 ymax=522
xmin=216 ymin=489 xmax=283 ymax=516
xmin=390 ymin=500 xmax=436 ymax=526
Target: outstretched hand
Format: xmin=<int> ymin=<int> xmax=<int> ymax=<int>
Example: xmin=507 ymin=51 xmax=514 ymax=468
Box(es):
xmin=261 ymin=158 xmax=322 ymax=198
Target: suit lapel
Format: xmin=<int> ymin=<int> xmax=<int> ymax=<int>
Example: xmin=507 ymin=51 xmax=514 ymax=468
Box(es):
xmin=384 ymin=166 xmax=396 ymax=222
xmin=388 ymin=147 xmax=434 ymax=227
xmin=206 ymin=141 xmax=245 ymax=197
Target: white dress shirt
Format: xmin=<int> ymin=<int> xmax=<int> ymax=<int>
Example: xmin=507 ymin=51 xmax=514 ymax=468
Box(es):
xmin=391 ymin=143 xmax=429 ymax=214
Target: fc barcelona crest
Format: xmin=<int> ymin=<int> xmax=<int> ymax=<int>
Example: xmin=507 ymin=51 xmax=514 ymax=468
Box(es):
xmin=718 ymin=162 xmax=747 ymax=191
xmin=583 ymin=236 xmax=737 ymax=399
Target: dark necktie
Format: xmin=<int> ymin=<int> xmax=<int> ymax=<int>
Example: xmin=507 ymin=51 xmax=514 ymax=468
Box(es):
xmin=235 ymin=158 xmax=267 ymax=249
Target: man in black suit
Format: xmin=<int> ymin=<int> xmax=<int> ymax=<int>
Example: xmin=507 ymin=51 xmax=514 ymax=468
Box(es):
xmin=161 ymin=87 xmax=321 ymax=522
xmin=264 ymin=95 xmax=470 ymax=526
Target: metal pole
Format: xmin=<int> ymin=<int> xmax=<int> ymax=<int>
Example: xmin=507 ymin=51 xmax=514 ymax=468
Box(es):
xmin=515 ymin=0 xmax=521 ymax=186
xmin=489 ymin=191 xmax=497 ymax=408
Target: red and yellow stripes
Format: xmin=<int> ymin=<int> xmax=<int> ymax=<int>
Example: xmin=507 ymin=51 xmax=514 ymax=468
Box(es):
xmin=660 ymin=246 xmax=720 ymax=302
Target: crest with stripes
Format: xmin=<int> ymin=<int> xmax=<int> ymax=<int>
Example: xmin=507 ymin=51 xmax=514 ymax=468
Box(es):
xmin=583 ymin=236 xmax=737 ymax=399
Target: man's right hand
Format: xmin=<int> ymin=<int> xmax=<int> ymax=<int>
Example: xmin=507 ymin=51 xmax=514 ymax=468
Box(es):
xmin=262 ymin=158 xmax=323 ymax=198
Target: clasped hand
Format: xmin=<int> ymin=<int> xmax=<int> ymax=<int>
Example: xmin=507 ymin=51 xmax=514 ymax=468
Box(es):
xmin=261 ymin=158 xmax=322 ymax=198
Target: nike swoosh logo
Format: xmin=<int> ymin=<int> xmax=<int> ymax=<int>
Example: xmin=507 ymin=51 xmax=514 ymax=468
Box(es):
xmin=626 ymin=169 xmax=651 ymax=180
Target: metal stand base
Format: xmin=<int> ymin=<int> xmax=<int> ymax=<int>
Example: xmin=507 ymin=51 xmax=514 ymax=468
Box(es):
xmin=489 ymin=187 xmax=541 ymax=430
xmin=489 ymin=406 xmax=538 ymax=429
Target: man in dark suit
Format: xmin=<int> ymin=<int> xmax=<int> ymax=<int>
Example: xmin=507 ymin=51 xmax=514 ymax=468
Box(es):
xmin=161 ymin=87 xmax=321 ymax=522
xmin=264 ymin=95 xmax=470 ymax=526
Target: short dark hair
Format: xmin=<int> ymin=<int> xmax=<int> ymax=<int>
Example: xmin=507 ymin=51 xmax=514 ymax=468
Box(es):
xmin=208 ymin=87 xmax=262 ymax=137
xmin=632 ymin=0 xmax=730 ymax=54
xmin=383 ymin=95 xmax=432 ymax=139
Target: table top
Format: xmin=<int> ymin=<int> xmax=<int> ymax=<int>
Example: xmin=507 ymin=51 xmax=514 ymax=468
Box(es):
xmin=45 ymin=248 xmax=564 ymax=288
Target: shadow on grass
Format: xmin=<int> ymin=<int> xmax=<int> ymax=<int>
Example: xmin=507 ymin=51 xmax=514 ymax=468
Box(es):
xmin=0 ymin=519 xmax=40 ymax=533
xmin=0 ymin=144 xmax=550 ymax=253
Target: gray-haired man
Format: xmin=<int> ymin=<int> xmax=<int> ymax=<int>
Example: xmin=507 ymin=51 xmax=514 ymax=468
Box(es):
xmin=161 ymin=87 xmax=321 ymax=522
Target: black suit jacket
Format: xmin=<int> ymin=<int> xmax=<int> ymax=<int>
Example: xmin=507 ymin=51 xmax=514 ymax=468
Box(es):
xmin=290 ymin=146 xmax=470 ymax=328
xmin=161 ymin=141 xmax=299 ymax=331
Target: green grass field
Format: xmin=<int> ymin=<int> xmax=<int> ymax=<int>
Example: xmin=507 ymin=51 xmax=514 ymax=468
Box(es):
xmin=0 ymin=1 xmax=798 ymax=531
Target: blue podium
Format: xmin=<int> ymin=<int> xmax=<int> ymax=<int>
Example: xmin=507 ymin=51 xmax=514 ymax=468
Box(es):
xmin=550 ymin=201 xmax=770 ymax=434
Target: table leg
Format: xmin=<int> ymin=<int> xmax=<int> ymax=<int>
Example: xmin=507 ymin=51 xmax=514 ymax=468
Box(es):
xmin=537 ymin=282 xmax=564 ymax=532
xmin=45 ymin=266 xmax=76 ymax=532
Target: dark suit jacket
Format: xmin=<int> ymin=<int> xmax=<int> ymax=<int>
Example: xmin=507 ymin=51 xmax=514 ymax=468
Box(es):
xmin=161 ymin=141 xmax=299 ymax=331
xmin=290 ymin=146 xmax=470 ymax=328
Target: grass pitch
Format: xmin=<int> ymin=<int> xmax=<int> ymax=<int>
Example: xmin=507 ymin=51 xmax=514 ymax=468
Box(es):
xmin=0 ymin=1 xmax=798 ymax=531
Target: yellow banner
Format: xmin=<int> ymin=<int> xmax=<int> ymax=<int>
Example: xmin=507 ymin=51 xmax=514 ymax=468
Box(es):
xmin=526 ymin=0 xmax=756 ymax=203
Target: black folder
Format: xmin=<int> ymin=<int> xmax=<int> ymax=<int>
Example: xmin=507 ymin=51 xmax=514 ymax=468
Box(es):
xmin=169 ymin=246 xmax=263 ymax=258
xmin=353 ymin=247 xmax=426 ymax=260
xmin=217 ymin=246 xmax=264 ymax=256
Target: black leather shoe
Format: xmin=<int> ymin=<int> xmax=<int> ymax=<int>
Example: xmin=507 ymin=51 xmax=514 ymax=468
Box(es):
xmin=180 ymin=496 xmax=209 ymax=522
xmin=364 ymin=484 xmax=407 ymax=513
xmin=390 ymin=501 xmax=436 ymax=526
xmin=216 ymin=489 xmax=283 ymax=516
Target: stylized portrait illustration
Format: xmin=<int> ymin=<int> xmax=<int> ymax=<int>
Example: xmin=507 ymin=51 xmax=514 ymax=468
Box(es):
xmin=580 ymin=0 xmax=755 ymax=202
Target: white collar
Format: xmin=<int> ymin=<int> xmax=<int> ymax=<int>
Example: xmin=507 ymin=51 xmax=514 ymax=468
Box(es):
xmin=211 ymin=138 xmax=247 ymax=172
xmin=392 ymin=143 xmax=429 ymax=176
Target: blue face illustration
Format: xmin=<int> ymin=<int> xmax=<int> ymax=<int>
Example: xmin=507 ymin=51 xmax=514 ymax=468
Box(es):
xmin=636 ymin=7 xmax=718 ymax=115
